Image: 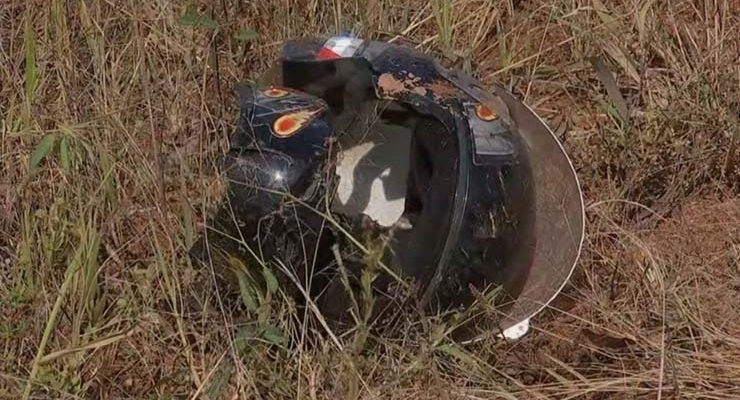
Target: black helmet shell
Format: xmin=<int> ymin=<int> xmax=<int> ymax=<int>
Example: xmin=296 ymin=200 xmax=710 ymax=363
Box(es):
xmin=193 ymin=36 xmax=585 ymax=340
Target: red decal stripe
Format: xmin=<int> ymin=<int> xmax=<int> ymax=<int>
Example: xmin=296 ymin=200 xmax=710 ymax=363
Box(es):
xmin=317 ymin=47 xmax=340 ymax=60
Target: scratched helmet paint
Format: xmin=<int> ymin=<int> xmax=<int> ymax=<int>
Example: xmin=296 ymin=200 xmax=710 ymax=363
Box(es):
xmin=193 ymin=36 xmax=585 ymax=340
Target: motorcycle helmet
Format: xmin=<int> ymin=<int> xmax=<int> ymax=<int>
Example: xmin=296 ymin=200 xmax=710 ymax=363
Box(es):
xmin=192 ymin=36 xmax=585 ymax=340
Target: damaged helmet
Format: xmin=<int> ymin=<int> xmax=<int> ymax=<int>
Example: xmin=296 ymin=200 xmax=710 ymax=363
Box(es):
xmin=192 ymin=36 xmax=584 ymax=340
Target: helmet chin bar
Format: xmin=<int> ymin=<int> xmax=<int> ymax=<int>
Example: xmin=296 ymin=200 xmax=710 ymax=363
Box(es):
xmin=192 ymin=37 xmax=584 ymax=342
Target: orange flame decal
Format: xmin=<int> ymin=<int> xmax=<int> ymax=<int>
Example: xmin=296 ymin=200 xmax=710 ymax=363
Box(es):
xmin=272 ymin=109 xmax=321 ymax=137
xmin=263 ymin=87 xmax=289 ymax=98
xmin=475 ymin=104 xmax=498 ymax=121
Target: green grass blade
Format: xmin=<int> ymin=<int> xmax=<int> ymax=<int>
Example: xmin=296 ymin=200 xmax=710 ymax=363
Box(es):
xmin=29 ymin=134 xmax=57 ymax=175
xmin=24 ymin=14 xmax=38 ymax=104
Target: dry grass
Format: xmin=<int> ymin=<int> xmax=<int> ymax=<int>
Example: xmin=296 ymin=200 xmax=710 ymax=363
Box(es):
xmin=1 ymin=0 xmax=739 ymax=399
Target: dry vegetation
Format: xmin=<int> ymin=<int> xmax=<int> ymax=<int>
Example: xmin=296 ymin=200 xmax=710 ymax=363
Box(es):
xmin=1 ymin=0 xmax=739 ymax=399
